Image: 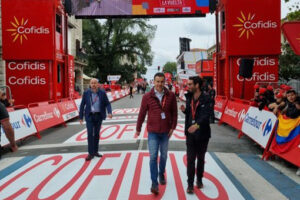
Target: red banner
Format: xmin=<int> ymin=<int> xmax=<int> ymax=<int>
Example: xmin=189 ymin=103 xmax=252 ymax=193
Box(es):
xmin=57 ymin=100 xmax=79 ymax=122
xmin=6 ymin=61 xmax=51 ymax=105
xmin=225 ymin=0 xmax=281 ymax=56
xmin=214 ymin=96 xmax=228 ymax=120
xmin=29 ymin=103 xmax=64 ymax=132
xmin=220 ymin=100 xmax=250 ymax=131
xmin=1 ymin=0 xmax=54 ymax=60
xmin=68 ymin=55 xmax=75 ymax=98
xmin=282 ymin=22 xmax=300 ymax=55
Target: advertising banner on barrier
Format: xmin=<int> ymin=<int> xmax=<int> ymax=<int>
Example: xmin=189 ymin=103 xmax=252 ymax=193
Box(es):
xmin=242 ymin=107 xmax=277 ymax=148
xmin=29 ymin=103 xmax=64 ymax=132
xmin=1 ymin=109 xmax=37 ymax=146
xmin=221 ymin=100 xmax=250 ymax=131
xmin=57 ymin=100 xmax=79 ymax=122
xmin=74 ymin=99 xmax=82 ymax=111
xmin=214 ymin=96 xmax=228 ymax=119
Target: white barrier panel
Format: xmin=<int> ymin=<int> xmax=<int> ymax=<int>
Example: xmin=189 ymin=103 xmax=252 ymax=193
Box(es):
xmin=74 ymin=99 xmax=82 ymax=111
xmin=58 ymin=101 xmax=79 ymax=122
xmin=0 ymin=151 xmax=245 ymax=200
xmin=241 ymin=107 xmax=277 ymax=148
xmin=106 ymin=92 xmax=114 ymax=102
xmin=1 ymin=109 xmax=37 ymax=146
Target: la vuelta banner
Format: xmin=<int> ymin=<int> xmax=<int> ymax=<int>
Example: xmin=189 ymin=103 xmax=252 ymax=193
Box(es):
xmin=232 ymin=56 xmax=278 ymax=100
xmin=220 ymin=100 xmax=250 ymax=131
xmin=28 ymin=103 xmax=65 ymax=132
xmin=0 ymin=151 xmax=245 ymax=199
xmin=1 ymin=0 xmax=54 ymax=60
xmin=57 ymin=100 xmax=79 ymax=122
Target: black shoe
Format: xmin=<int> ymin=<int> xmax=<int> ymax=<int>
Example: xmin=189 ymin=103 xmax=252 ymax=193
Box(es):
xmin=196 ymin=180 xmax=203 ymax=189
xmin=85 ymin=154 xmax=94 ymax=161
xmin=159 ymin=174 xmax=166 ymax=185
xmin=186 ymin=185 xmax=194 ymax=194
xmin=94 ymin=152 xmax=103 ymax=157
xmin=150 ymin=184 xmax=159 ymax=195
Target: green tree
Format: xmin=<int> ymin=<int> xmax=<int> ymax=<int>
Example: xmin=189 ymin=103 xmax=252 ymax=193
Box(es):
xmin=82 ymin=19 xmax=156 ymax=83
xmin=163 ymin=62 xmax=177 ymax=75
xmin=279 ymin=1 xmax=300 ymax=81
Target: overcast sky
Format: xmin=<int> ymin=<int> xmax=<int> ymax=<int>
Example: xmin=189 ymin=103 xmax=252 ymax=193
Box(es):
xmin=144 ymin=0 xmax=298 ymax=80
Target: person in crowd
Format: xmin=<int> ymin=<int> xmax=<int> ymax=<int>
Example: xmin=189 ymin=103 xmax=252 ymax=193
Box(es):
xmin=180 ymin=76 xmax=211 ymax=194
xmin=265 ymin=85 xmax=275 ymax=104
xmin=0 ymin=91 xmax=15 ymax=107
xmin=0 ymin=102 xmax=18 ymax=158
xmin=268 ymin=92 xmax=286 ymax=115
xmin=79 ymin=78 xmax=112 ymax=161
xmin=207 ymin=83 xmax=216 ymax=123
xmin=129 ymin=84 xmax=134 ymax=99
xmin=282 ymin=90 xmax=300 ymax=119
xmin=136 ymin=72 xmax=178 ymax=195
xmin=257 ymin=87 xmax=269 ymax=111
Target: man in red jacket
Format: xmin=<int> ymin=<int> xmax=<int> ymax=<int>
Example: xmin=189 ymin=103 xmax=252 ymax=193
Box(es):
xmin=136 ymin=72 xmax=178 ymax=195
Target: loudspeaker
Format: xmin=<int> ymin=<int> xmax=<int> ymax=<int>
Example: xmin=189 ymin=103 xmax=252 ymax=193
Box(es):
xmin=239 ymin=58 xmax=254 ymax=78
xmin=64 ymin=0 xmax=72 ymax=15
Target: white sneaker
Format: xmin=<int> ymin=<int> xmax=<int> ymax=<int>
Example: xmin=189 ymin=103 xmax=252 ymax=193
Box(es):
xmin=296 ymin=168 xmax=300 ymax=176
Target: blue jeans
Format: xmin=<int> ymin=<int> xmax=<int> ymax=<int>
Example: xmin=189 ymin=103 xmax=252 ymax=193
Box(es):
xmin=148 ymin=132 xmax=169 ymax=186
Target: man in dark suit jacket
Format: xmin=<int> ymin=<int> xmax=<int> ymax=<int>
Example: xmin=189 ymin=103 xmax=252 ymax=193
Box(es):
xmin=79 ymin=78 xmax=112 ymax=161
xmin=180 ymin=76 xmax=211 ymax=194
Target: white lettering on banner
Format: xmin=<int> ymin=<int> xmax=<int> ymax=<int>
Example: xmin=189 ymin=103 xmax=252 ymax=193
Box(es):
xmin=215 ymin=102 xmax=223 ymax=109
xmin=236 ymin=72 xmax=276 ymax=82
xmin=244 ymin=21 xmax=277 ymax=29
xmin=8 ymin=61 xmax=46 ymax=70
xmin=153 ymin=8 xmax=165 ymax=13
xmin=65 ymin=103 xmax=76 ymax=110
xmin=161 ymin=0 xmax=184 ymax=6
xmin=238 ymin=109 xmax=247 ymax=123
xmin=34 ymin=112 xmax=54 ymax=122
xmin=0 ymin=152 xmax=245 ymax=199
xmin=53 ymin=108 xmax=61 ymax=118
xmin=182 ymin=7 xmax=191 ymax=13
xmin=63 ymin=111 xmax=78 ymax=121
xmin=224 ymin=107 xmax=238 ymax=118
xmin=17 ymin=26 xmax=50 ymax=34
xmin=8 ymin=76 xmax=46 ymax=85
xmin=236 ymin=57 xmax=276 ymax=67
xmin=244 ymin=114 xmax=262 ymax=129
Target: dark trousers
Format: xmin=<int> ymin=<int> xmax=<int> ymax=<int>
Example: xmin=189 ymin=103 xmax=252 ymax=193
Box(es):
xmin=186 ymin=135 xmax=209 ymax=186
xmin=86 ymin=113 xmax=102 ymax=156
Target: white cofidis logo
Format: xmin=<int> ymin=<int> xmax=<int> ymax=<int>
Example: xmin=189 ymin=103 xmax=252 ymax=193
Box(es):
xmin=237 ymin=72 xmax=276 ymax=82
xmin=236 ymin=57 xmax=276 ymax=67
xmin=6 ymin=16 xmax=50 ymax=44
xmin=233 ymin=11 xmax=277 ymax=39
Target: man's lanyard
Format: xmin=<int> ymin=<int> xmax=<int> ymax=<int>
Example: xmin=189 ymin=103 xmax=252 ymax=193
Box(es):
xmin=160 ymin=95 xmax=167 ymax=110
xmin=191 ymin=98 xmax=200 ymax=120
xmin=91 ymin=93 xmax=99 ymax=106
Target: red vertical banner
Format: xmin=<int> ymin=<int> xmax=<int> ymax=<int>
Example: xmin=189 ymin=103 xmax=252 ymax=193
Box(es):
xmin=213 ymin=53 xmax=217 ymax=91
xmin=68 ymin=55 xmax=75 ymax=98
xmin=5 ymin=61 xmax=51 ymax=105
